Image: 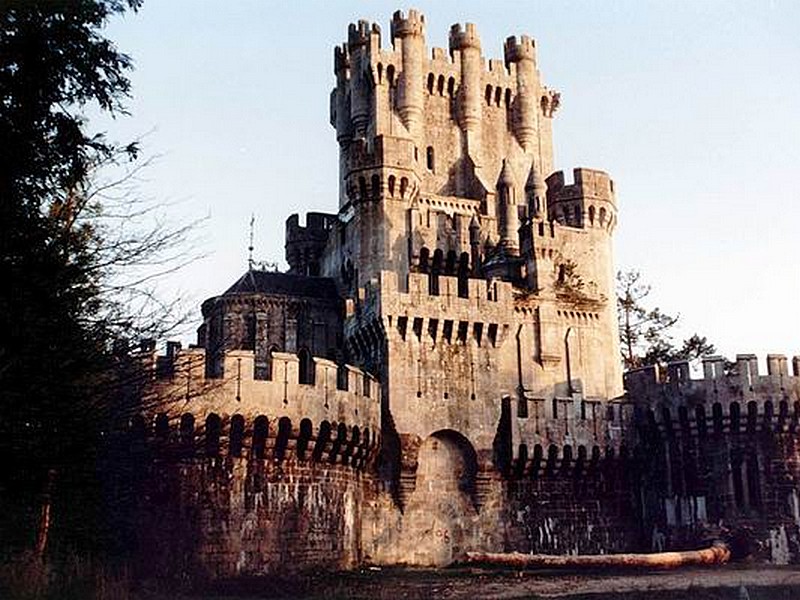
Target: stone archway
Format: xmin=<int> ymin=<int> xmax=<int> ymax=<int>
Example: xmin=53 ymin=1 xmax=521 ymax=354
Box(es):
xmin=401 ymin=430 xmax=479 ymax=566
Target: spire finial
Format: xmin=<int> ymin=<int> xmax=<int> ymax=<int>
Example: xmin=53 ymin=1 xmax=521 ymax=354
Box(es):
xmin=248 ymin=213 xmax=255 ymax=270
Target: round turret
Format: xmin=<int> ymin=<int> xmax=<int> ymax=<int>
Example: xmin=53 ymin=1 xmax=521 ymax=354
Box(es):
xmin=504 ymin=35 xmax=540 ymax=152
xmin=525 ymin=160 xmax=547 ymax=219
xmin=449 ymin=23 xmax=483 ymax=145
xmin=391 ymin=10 xmax=426 ymax=140
xmin=497 ymin=160 xmax=519 ymax=255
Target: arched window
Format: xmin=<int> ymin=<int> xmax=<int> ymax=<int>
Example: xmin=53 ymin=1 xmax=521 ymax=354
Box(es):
xmin=337 ymin=362 xmax=349 ymax=390
xmin=275 ymin=417 xmax=292 ymax=461
xmin=430 ymin=249 xmax=443 ymax=296
xmin=252 ymin=416 xmax=268 ymax=459
xmin=730 ymin=402 xmax=741 ymax=433
xmin=298 ymin=347 xmax=314 ymax=385
xmin=205 ymin=413 xmax=221 ymax=457
xmin=712 ymin=402 xmax=724 ymax=434
xmin=444 ymin=250 xmax=457 ymax=275
xmin=386 ymin=65 xmax=396 ymax=87
xmin=418 ymin=246 xmax=430 ymax=273
xmin=485 ymin=84 xmax=493 ymax=106
xmin=312 ymin=421 xmax=332 ymax=462
xmin=155 ymin=412 xmax=169 ymax=440
xmin=599 ymin=207 xmax=607 ymax=226
xmin=764 ymin=400 xmax=774 ymax=431
xmin=588 ymin=205 xmax=596 ymax=226
xmin=426 ymin=146 xmax=434 ymax=170
xmin=358 ymin=176 xmax=367 ymax=200
xmin=229 ymin=414 xmax=245 ymax=457
xmin=371 ymin=174 xmax=381 ymax=199
xmin=561 ymin=445 xmax=573 ymax=475
xmin=545 ymin=444 xmax=558 ymax=476
xmin=531 ymin=444 xmax=543 ymax=479
xmin=437 ymin=74 xmax=445 ymax=96
xmin=388 ymin=175 xmax=396 ymax=197
xmin=376 ymin=63 xmax=383 ymax=84
xmin=516 ymin=444 xmax=528 ymax=478
xmin=504 ymin=88 xmax=511 ymax=108
xmin=447 ymin=77 xmax=455 ymax=97
xmin=494 ymin=86 xmax=502 ymax=106
xmin=457 ymin=252 xmax=469 ymax=298
xmin=695 ymin=405 xmax=707 ymax=438
xmin=427 ymin=73 xmax=434 ymax=94
xmin=179 ymin=413 xmax=195 ymax=453
xmin=297 ymin=418 xmax=313 ymax=460
xmin=362 ymin=374 xmax=370 ymax=397
xmin=779 ymin=400 xmax=789 ymax=429
xmin=400 ymin=177 xmax=408 ymax=198
xmin=747 ymin=401 xmax=758 ymax=432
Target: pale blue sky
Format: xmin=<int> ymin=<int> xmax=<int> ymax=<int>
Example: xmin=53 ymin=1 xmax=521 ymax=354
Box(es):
xmin=98 ymin=1 xmax=800 ymax=364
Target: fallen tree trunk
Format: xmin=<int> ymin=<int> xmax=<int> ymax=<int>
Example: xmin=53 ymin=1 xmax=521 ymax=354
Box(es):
xmin=464 ymin=541 xmax=730 ymax=570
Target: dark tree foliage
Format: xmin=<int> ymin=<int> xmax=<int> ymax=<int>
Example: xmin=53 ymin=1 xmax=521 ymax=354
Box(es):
xmin=0 ymin=0 xmax=143 ymax=553
xmin=617 ymin=270 xmax=716 ymax=370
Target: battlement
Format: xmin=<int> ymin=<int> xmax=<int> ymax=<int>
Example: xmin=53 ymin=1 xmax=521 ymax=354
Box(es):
xmin=624 ymin=353 xmax=800 ymax=421
xmin=286 ymin=212 xmax=337 ymax=240
xmin=504 ymin=35 xmax=536 ymax=65
xmin=144 ymin=345 xmax=380 ymax=434
xmin=449 ymin=23 xmax=481 ymax=52
xmin=547 ymin=168 xmax=614 ymax=202
xmin=391 ymin=9 xmax=425 ymax=39
xmin=348 ymin=19 xmax=381 ymax=49
xmin=333 ymin=44 xmax=348 ymax=75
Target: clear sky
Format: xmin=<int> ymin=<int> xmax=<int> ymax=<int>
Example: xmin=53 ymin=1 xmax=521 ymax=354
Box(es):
xmin=98 ymin=1 xmax=800 ymax=365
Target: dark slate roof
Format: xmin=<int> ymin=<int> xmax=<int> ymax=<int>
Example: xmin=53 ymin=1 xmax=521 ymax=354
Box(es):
xmin=222 ymin=270 xmax=339 ymax=301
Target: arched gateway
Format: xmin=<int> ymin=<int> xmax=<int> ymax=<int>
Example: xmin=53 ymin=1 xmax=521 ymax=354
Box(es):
xmin=402 ymin=430 xmax=480 ymax=566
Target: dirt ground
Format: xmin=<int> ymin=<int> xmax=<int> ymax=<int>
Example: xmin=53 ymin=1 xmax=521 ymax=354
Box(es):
xmin=140 ymin=564 xmax=800 ymax=600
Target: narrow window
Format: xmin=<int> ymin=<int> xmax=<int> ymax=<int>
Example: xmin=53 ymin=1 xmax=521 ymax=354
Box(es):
xmin=229 ymin=414 xmax=245 ymax=457
xmin=297 ymin=419 xmax=313 ymax=460
xmin=298 ymin=348 xmax=314 ymax=384
xmin=180 ymin=413 xmax=195 ymax=454
xmin=426 ymin=146 xmax=434 ymax=171
xmin=205 ymin=413 xmax=221 ymax=457
xmin=252 ymin=416 xmax=268 ymax=459
xmin=427 ymin=73 xmax=434 ymax=94
xmin=275 ymin=417 xmax=292 ymax=462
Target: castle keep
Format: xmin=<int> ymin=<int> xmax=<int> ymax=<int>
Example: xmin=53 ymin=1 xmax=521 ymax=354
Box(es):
xmin=127 ymin=10 xmax=800 ymax=578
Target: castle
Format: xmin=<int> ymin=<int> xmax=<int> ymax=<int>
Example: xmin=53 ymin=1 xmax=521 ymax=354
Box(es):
xmin=126 ymin=9 xmax=800 ymax=578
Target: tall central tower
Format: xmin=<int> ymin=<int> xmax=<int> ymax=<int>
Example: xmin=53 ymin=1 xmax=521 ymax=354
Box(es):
xmin=295 ymin=8 xmax=623 ymax=564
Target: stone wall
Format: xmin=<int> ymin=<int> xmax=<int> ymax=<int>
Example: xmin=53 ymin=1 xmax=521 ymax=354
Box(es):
xmin=126 ymin=346 xmax=380 ymax=579
xmin=626 ymin=355 xmax=800 ymax=563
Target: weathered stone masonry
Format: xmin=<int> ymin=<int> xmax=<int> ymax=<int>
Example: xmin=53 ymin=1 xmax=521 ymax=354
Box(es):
xmin=124 ymin=9 xmax=800 ymax=577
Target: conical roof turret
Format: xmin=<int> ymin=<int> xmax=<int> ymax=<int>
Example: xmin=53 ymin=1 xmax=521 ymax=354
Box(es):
xmin=497 ymin=159 xmax=516 ymax=189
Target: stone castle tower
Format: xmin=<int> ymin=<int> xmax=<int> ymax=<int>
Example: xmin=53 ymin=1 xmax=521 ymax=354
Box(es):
xmin=125 ymin=9 xmax=800 ymax=578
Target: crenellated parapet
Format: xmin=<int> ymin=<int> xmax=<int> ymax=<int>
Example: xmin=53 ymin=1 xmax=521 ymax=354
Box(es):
xmin=511 ymin=393 xmax=635 ymax=476
xmin=546 ymin=168 xmax=617 ymax=231
xmin=285 ymin=212 xmax=336 ymax=276
xmin=138 ymin=346 xmax=380 ymax=452
xmin=625 ymin=353 xmax=800 ymax=436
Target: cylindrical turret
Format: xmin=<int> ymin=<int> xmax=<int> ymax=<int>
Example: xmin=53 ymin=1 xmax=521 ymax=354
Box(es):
xmin=391 ymin=10 xmax=426 ymax=140
xmin=525 ymin=159 xmax=547 ymax=220
xmin=497 ymin=160 xmax=519 ymax=255
xmin=469 ymin=214 xmax=482 ymax=273
xmin=348 ymin=20 xmax=372 ymax=138
xmin=332 ymin=44 xmax=352 ymax=146
xmin=504 ymin=35 xmax=540 ymax=153
xmin=449 ymin=23 xmax=482 ymax=156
